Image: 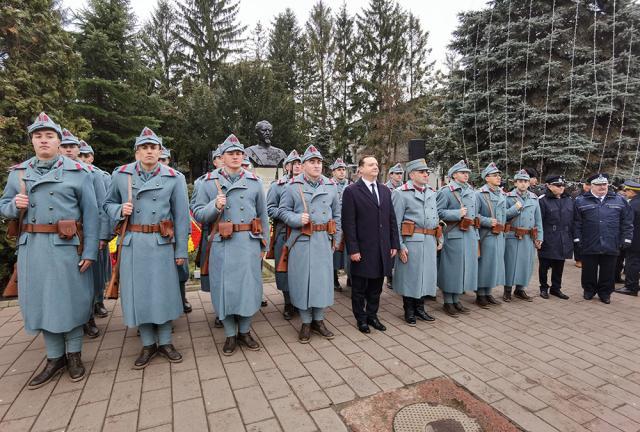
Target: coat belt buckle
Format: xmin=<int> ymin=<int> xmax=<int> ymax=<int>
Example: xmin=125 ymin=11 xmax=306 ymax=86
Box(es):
xmin=143 ymin=225 xmax=152 ymax=233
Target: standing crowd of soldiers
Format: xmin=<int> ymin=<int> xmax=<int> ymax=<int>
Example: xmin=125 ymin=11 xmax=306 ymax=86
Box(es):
xmin=1 ymin=111 xmax=637 ymax=390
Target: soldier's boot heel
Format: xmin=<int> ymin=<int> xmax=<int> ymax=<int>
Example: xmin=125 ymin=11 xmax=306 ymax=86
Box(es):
xmin=486 ymin=294 xmax=501 ymax=305
xmin=403 ymin=297 xmax=417 ymax=326
xmin=28 ymin=357 xmax=66 ymax=390
xmin=238 ymin=332 xmax=260 ymax=351
xmin=503 ymin=287 xmax=512 ymax=302
xmin=94 ymin=302 xmax=109 ymax=318
xmin=158 ymin=344 xmax=183 ymax=362
xmin=83 ymin=318 xmax=100 ymax=339
xmin=67 ymin=352 xmax=85 ymax=382
xmin=475 ymin=294 xmax=490 ymax=309
xmin=283 ymin=303 xmax=295 ymax=320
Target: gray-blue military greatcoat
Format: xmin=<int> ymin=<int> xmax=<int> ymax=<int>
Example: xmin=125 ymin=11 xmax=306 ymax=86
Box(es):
xmin=267 ymin=175 xmax=290 ymax=292
xmin=83 ymin=163 xmax=110 ymax=297
xmin=0 ymin=156 xmax=99 ymax=333
xmin=504 ymin=190 xmax=544 ymax=286
xmin=476 ymin=185 xmax=519 ymax=288
xmin=392 ymin=181 xmax=439 ymax=298
xmin=190 ymin=168 xmax=269 ymax=320
xmin=436 ymin=181 xmax=479 ymax=294
xmin=278 ymin=174 xmax=342 ymax=310
xmin=191 ymin=174 xmax=210 ymax=292
xmin=104 ymin=162 xmax=190 ymax=327
xmin=332 ymin=179 xmax=349 ymax=270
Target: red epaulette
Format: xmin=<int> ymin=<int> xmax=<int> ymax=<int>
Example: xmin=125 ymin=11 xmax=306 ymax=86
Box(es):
xmin=118 ymin=165 xmax=127 ymax=173
xmin=327 ymin=178 xmax=336 ymax=185
xmin=168 ymin=168 xmax=176 ymax=177
xmin=401 ymin=183 xmax=410 ymax=191
xmin=448 ymin=184 xmax=456 ymax=192
xmin=87 ymin=164 xmax=95 ymax=172
xmin=75 ymin=162 xmax=83 ymax=170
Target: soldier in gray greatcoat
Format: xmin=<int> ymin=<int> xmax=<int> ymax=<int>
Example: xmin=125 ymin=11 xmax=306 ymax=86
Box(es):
xmin=191 ymin=135 xmax=269 ymax=356
xmin=392 ymin=158 xmax=441 ymax=325
xmin=266 ymin=150 xmax=301 ymax=320
xmin=436 ymin=160 xmax=479 ymax=316
xmin=330 ymin=158 xmax=350 ymax=291
xmin=159 ymin=147 xmax=192 ymax=314
xmin=104 ymin=127 xmax=190 ymax=369
xmin=278 ymin=145 xmax=342 ymax=344
xmin=385 ymin=163 xmax=404 ymax=190
xmin=503 ymin=169 xmax=544 ymax=302
xmin=59 ymin=129 xmax=109 ymax=339
xmin=78 ymin=140 xmax=112 ymax=320
xmin=0 ymin=112 xmax=99 ymax=388
xmin=475 ymin=163 xmax=520 ymax=307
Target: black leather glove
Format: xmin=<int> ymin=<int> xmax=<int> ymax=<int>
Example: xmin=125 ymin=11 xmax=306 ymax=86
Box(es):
xmin=622 ymin=241 xmax=632 ymax=250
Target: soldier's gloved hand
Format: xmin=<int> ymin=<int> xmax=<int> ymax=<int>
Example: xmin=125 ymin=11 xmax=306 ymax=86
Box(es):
xmin=460 ymin=207 xmax=468 ymax=218
xmin=301 ymin=213 xmax=310 ymax=225
xmin=215 ymin=194 xmax=226 ymax=210
xmin=14 ymin=194 xmax=29 ymax=209
xmin=122 ymin=202 xmax=133 ymax=216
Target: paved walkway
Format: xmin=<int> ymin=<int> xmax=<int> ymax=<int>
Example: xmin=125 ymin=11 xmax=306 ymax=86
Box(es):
xmin=1 ymin=262 xmax=640 ymax=432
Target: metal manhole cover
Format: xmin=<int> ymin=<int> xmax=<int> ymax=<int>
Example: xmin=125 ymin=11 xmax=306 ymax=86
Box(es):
xmin=393 ymin=403 xmax=482 ymax=432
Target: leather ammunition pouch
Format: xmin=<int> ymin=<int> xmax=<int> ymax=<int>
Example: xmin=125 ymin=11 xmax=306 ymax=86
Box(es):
xmin=300 ymin=222 xmax=313 ymax=236
xmin=57 ymin=219 xmax=78 ymax=240
xmin=159 ymin=220 xmax=174 ymax=239
xmin=250 ymin=218 xmax=262 ymax=235
xmin=276 ymin=246 xmax=289 ymax=272
xmin=492 ymin=223 xmax=505 ymax=235
xmin=401 ymin=220 xmax=415 ymax=236
xmin=326 ymin=220 xmax=337 ymax=235
xmin=217 ymin=221 xmax=233 ymax=239
xmin=459 ymin=217 xmax=475 ymax=231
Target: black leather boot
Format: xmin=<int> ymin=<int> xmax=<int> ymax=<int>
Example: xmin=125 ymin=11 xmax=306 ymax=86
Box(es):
xmin=311 ymin=320 xmax=334 ymax=339
xmin=514 ymin=287 xmax=533 ymax=302
xmin=67 ymin=352 xmax=85 ymax=382
xmin=94 ymin=302 xmax=108 ymax=318
xmin=238 ymin=332 xmax=260 ymax=350
xmin=283 ymin=303 xmax=295 ymax=320
xmin=403 ymin=297 xmax=416 ymax=326
xmin=223 ymin=336 xmax=237 ymax=355
xmin=28 ymin=356 xmax=66 ymax=389
xmin=134 ymin=344 xmax=158 ymax=369
xmin=503 ymin=286 xmax=512 ymax=302
xmin=415 ymin=298 xmax=435 ymax=321
xmin=158 ymin=344 xmax=183 ymax=362
xmin=475 ymin=294 xmax=490 ymax=308
xmin=83 ymin=318 xmax=100 ymax=338
xmin=180 ymin=282 xmax=192 ymax=313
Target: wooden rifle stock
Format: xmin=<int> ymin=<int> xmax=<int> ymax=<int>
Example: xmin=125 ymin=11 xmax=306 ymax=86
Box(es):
xmin=3 ymin=172 xmax=26 ymax=298
xmin=105 ymin=175 xmax=132 ymax=299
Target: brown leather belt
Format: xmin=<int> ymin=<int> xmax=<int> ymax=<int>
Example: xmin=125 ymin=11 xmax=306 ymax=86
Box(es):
xmin=232 ymin=224 xmax=252 ymax=232
xmin=414 ymin=227 xmax=440 ymax=236
xmin=127 ymin=224 xmax=161 ymax=233
xmin=312 ymin=223 xmax=329 ymax=232
xmin=23 ymin=224 xmax=60 ymax=233
xmin=492 ymin=224 xmax=505 ymax=233
xmin=507 ymin=225 xmax=535 ymax=236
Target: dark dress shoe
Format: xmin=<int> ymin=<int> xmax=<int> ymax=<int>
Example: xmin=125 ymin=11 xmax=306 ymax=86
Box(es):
xmin=183 ymin=301 xmax=192 ymax=314
xmin=443 ymin=303 xmax=458 ymax=317
xmin=299 ymin=324 xmax=311 ymax=343
xmin=486 ymin=295 xmax=501 ymax=305
xmin=311 ymin=320 xmax=334 ymax=339
xmin=550 ymin=289 xmax=569 ymax=299
xmin=94 ymin=302 xmax=108 ymax=318
xmin=454 ymin=302 xmax=470 ymax=314
xmin=158 ymin=344 xmax=183 ymax=362
xmin=367 ymin=318 xmax=387 ymax=331
xmin=599 ymin=297 xmax=611 ymax=304
xmin=214 ymin=317 xmax=224 ymax=328
xmin=134 ymin=344 xmax=158 ymax=369
xmin=357 ymin=321 xmax=371 ymax=333
xmin=615 ymin=277 xmax=625 ymax=284
xmin=583 ymin=292 xmax=595 ymax=300
xmin=223 ymin=337 xmax=237 ymax=355
xmin=403 ymin=297 xmax=417 ymax=326
xmin=283 ymin=303 xmax=295 ymax=320
xmin=67 ymin=352 xmax=85 ymax=382
xmin=540 ymin=290 xmax=549 ymax=299
xmin=615 ymin=287 xmax=638 ymax=296
xmin=28 ymin=356 xmax=66 ymax=389
xmin=475 ymin=295 xmax=490 ymax=308
xmin=514 ymin=289 xmax=533 ymax=302
xmin=238 ymin=332 xmax=260 ymax=350
xmin=261 ymin=300 xmax=268 ymax=307
xmin=83 ymin=318 xmax=100 ymax=338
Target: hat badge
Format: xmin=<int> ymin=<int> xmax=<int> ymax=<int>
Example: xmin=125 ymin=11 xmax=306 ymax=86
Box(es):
xmin=142 ymin=127 xmax=154 ymax=136
xmin=38 ymin=113 xmax=49 ymax=122
xmin=291 ymin=150 xmax=298 ymax=156
xmin=62 ymin=129 xmax=72 ymax=137
xmin=229 ymin=135 xmax=239 ymax=143
xmin=309 ymin=146 xmax=317 ymax=153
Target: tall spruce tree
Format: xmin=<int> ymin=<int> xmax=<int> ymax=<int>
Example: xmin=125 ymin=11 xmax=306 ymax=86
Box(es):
xmin=175 ymin=0 xmax=245 ymax=86
xmin=0 ymin=0 xmax=81 ymax=288
xmin=268 ymin=9 xmax=302 ymax=93
xmin=332 ymin=4 xmax=357 ymax=157
xmin=249 ymin=21 xmax=268 ymax=62
xmin=140 ymin=0 xmax=184 ymax=97
xmin=73 ymin=0 xmax=162 ymax=170
xmin=443 ymin=0 xmax=640 ymax=178
xmin=404 ymin=12 xmax=433 ymax=101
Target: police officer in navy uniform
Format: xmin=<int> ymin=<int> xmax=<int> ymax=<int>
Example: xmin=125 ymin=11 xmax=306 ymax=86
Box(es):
xmin=537 ymin=175 xmax=573 ymax=300
xmin=616 ymin=180 xmax=640 ymax=296
xmin=574 ymin=174 xmax=633 ymax=304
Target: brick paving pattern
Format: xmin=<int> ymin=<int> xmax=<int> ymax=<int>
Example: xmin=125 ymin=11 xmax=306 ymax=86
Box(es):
xmin=0 ymin=262 xmax=639 ymax=431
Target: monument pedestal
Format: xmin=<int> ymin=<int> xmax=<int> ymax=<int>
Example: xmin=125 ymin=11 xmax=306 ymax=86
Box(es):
xmin=254 ymin=166 xmax=284 ymax=193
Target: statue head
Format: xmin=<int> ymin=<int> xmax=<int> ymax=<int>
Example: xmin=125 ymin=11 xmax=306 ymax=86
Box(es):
xmin=255 ymin=120 xmax=273 ymax=146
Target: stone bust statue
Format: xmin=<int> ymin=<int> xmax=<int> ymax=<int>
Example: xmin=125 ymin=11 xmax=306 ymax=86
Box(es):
xmin=245 ymin=120 xmax=287 ymax=167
